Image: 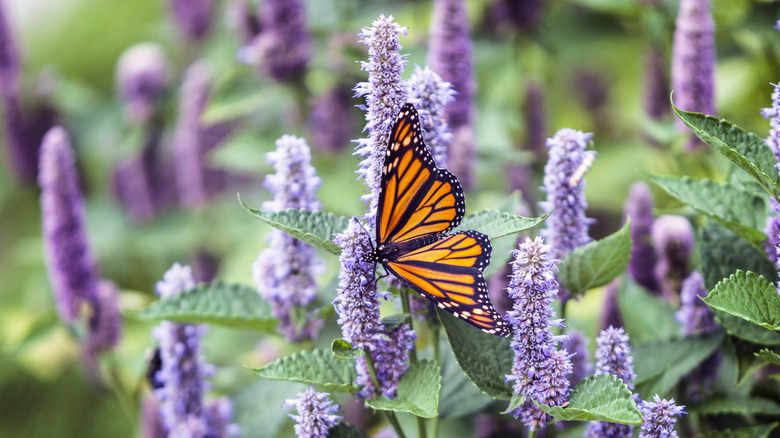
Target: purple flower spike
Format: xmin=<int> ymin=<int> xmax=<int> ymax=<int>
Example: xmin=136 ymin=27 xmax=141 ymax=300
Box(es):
xmin=651 ymin=215 xmax=694 ymax=302
xmin=763 ymin=84 xmax=780 ymax=270
xmin=409 ymin=65 xmax=454 ymax=167
xmin=39 ymin=126 xmax=99 ymax=323
xmin=253 ymin=135 xmax=323 ymax=341
xmin=285 ymin=386 xmax=342 ymax=438
xmin=353 ymin=14 xmax=409 ymax=227
xmin=644 ymin=45 xmax=670 ymax=121
xmin=309 ymin=85 xmax=353 ymax=153
xmin=504 ymin=237 xmax=571 ymax=429
xmin=173 ymin=62 xmax=211 ymax=208
xmin=672 ymin=0 xmax=715 ymax=150
xmin=85 ymin=280 xmax=123 ymax=354
xmin=358 ymin=323 xmax=416 ymax=399
xmin=586 ymin=326 xmax=636 ymax=438
xmin=539 ymin=128 xmax=595 ymax=260
xmin=228 ymin=0 xmax=261 ymax=45
xmin=624 ymin=182 xmax=659 ymax=293
xmin=600 ymin=279 xmax=624 ymax=331
xmin=562 ymin=330 xmax=591 ymax=387
xmin=638 ymin=395 xmax=686 ymax=438
xmin=333 ymin=218 xmax=386 ymax=350
xmin=116 ymin=43 xmax=170 ymax=125
xmin=252 ymin=0 xmax=311 ymax=82
xmin=152 ymin=263 xmax=238 ymax=438
xmin=523 ymin=80 xmax=548 ymax=165
xmin=428 ymin=0 xmax=475 ymax=188
xmin=166 ymin=0 xmax=214 ymax=42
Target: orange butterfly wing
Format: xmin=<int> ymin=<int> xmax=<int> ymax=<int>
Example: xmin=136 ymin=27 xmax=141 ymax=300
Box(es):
xmin=384 ymin=231 xmax=510 ymax=337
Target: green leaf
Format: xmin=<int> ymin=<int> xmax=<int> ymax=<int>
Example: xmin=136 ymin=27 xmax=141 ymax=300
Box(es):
xmin=633 ymin=332 xmax=724 ymax=397
xmin=756 ymin=348 xmax=780 ymax=365
xmin=233 ymin=379 xmax=303 ymax=438
xmin=692 ymin=424 xmax=777 ymax=438
xmin=456 ymin=209 xmax=550 ymax=240
xmin=704 ymin=271 xmax=780 ymax=331
xmin=365 ymin=359 xmax=441 ymax=418
xmin=559 ymin=221 xmax=632 ymax=294
xmin=732 ymin=338 xmax=769 ymax=385
xmin=331 ymin=339 xmax=363 ymax=360
xmin=381 ymin=313 xmax=411 ymax=332
xmin=699 ymin=221 xmax=777 ymax=292
xmin=535 ymin=374 xmax=642 ymax=425
xmin=438 ymin=339 xmax=494 ymax=419
xmin=249 ymin=348 xmax=358 ymax=393
xmin=506 ymin=393 xmax=525 ymax=413
xmin=648 ymin=175 xmax=767 ymax=245
xmin=327 ymin=423 xmax=371 ymax=438
xmin=240 ymin=199 xmax=350 ymax=254
xmin=672 ymin=103 xmax=780 ymax=198
xmin=133 ymin=282 xmax=276 ymax=331
xmin=437 ymin=309 xmax=514 ymax=400
xmin=618 ymin=279 xmax=680 ymax=343
xmin=691 ymin=396 xmax=780 ymax=416
xmin=712 ymin=309 xmax=780 ymax=345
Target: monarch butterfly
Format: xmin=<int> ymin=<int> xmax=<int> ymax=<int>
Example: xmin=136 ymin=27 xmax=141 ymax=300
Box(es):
xmin=367 ymin=103 xmax=511 ymax=337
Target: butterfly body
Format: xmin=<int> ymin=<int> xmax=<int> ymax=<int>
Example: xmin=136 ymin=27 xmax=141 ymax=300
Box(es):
xmin=368 ymin=103 xmax=510 ymax=337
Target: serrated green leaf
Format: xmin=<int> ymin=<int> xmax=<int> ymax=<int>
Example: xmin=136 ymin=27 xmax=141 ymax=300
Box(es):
xmin=618 ymin=279 xmax=680 ymax=343
xmin=505 ymin=393 xmax=525 ymax=413
xmin=233 ymin=379 xmax=303 ymax=438
xmin=712 ymin=309 xmax=780 ymax=345
xmin=704 ymin=271 xmax=780 ymax=331
xmin=633 ymin=332 xmax=724 ymax=396
xmin=438 ymin=339 xmax=493 ymax=419
xmin=437 ymin=309 xmax=514 ymax=400
xmin=456 ymin=209 xmax=550 ymax=240
xmin=364 ymin=359 xmax=441 ymax=418
xmin=648 ymin=175 xmax=767 ymax=245
xmin=559 ymin=221 xmax=632 ymax=294
xmin=249 ymin=348 xmax=358 ymax=393
xmin=756 ymin=348 xmax=780 ymax=365
xmin=240 ymin=199 xmax=350 ymax=254
xmin=331 ymin=339 xmax=363 ymax=360
xmin=692 ymin=396 xmax=780 ymax=416
xmin=699 ymin=221 xmax=777 ymax=292
xmin=133 ymin=282 xmax=276 ymax=331
xmin=535 ymin=374 xmax=642 ymax=425
xmin=692 ymin=424 xmax=777 ymax=438
xmin=327 ymin=423 xmax=371 ymax=438
xmin=672 ymin=103 xmax=780 ymax=198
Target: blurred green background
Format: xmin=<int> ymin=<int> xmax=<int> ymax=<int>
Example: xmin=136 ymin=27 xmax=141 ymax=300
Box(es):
xmin=0 ymin=0 xmax=778 ymax=436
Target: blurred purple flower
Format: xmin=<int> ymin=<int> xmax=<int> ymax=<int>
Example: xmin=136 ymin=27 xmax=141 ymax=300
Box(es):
xmin=487 ymin=0 xmax=544 ymax=33
xmin=651 ymin=215 xmax=694 ymax=303
xmin=39 ymin=126 xmax=99 ymax=323
xmin=539 ymin=128 xmax=595 ymax=260
xmin=357 ymin=323 xmax=415 ymax=399
xmin=638 ymin=395 xmax=685 ymax=438
xmin=573 ymin=70 xmax=609 ymax=114
xmin=563 ymin=329 xmax=591 ymax=387
xmin=309 ymin=84 xmax=353 ymax=153
xmin=409 ymin=65 xmax=454 ymax=167
xmin=141 ymin=395 xmax=166 ymax=438
xmin=524 ymin=79 xmax=548 ymax=165
xmin=152 ymin=263 xmax=238 ymax=438
xmin=205 ymin=397 xmax=242 ymax=438
xmin=112 ymin=154 xmax=157 ymax=222
xmin=676 ymin=271 xmax=720 ymax=401
xmin=166 ymin=0 xmax=214 ymax=42
xmin=85 ymin=280 xmax=123 ymax=354
xmin=504 ymin=237 xmax=571 ymax=429
xmin=624 ymin=182 xmax=659 ymax=293
xmin=285 ymin=386 xmax=342 ymax=438
xmin=333 ymin=218 xmax=386 ymax=350
xmin=671 ymin=0 xmax=715 ymax=150
xmin=600 ymin=279 xmax=624 ymax=331
xmin=253 ymin=135 xmax=323 ymax=341
xmin=586 ymin=326 xmax=636 ymax=438
xmin=353 ymin=14 xmax=409 ymax=227
xmin=644 ymin=45 xmax=670 ymax=121
xmin=252 ymin=0 xmax=311 ymax=82
xmin=116 ymin=43 xmax=170 ymax=125
xmin=228 ymin=0 xmax=261 ymax=45
xmin=173 ymin=62 xmax=211 ymax=208
xmin=428 ymin=0 xmax=475 ymax=188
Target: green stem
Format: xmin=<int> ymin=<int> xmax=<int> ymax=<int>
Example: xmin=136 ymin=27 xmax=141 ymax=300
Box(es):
xmin=527 ymin=428 xmax=537 ymax=438
xmin=384 ymin=411 xmax=407 ymax=438
xmin=399 ymin=287 xmax=418 ymax=364
xmin=432 ymin=323 xmax=441 ymax=365
xmin=363 ymin=349 xmax=408 ymax=438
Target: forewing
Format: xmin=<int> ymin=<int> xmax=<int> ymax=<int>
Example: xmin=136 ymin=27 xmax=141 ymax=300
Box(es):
xmin=376 ymin=103 xmax=466 ymax=246
xmin=385 ymin=232 xmax=510 ymax=337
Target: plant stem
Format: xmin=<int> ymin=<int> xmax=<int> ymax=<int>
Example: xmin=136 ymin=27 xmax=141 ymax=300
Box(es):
xmin=528 ymin=428 xmax=537 ymax=438
xmin=364 ymin=348 xmax=408 ymax=438
xmin=399 ymin=286 xmax=418 ymax=363
xmin=385 ymin=411 xmax=407 ymax=438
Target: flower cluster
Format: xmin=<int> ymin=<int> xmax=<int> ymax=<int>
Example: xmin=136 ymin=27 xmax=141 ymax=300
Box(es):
xmin=353 ymin=14 xmax=409 ymax=227
xmin=357 ymin=323 xmax=416 ymax=399
xmin=762 ymin=83 xmax=780 ymax=272
xmin=409 ymin=65 xmax=454 ymax=167
xmin=586 ymin=326 xmax=636 ymax=437
xmin=505 ymin=237 xmax=572 ymax=429
xmin=309 ymin=85 xmax=353 ymax=153
xmin=285 ymin=386 xmax=342 ymax=438
xmin=638 ymin=395 xmax=685 ymax=438
xmin=562 ymin=330 xmax=591 ymax=387
xmin=151 ymin=264 xmax=239 ymax=437
xmin=252 ymin=0 xmax=311 ymax=82
xmin=671 ymin=0 xmax=715 ymax=150
xmin=166 ymin=0 xmax=214 ymax=42
xmin=651 ymin=215 xmax=694 ymax=302
xmin=539 ymin=128 xmax=596 ymax=260
xmin=253 ymin=135 xmax=323 ymax=341
xmin=625 ymin=182 xmax=659 ymax=293
xmin=115 ymin=43 xmax=170 ymax=125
